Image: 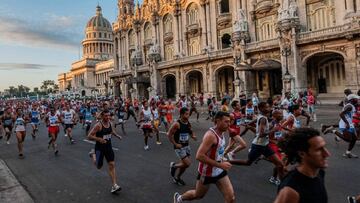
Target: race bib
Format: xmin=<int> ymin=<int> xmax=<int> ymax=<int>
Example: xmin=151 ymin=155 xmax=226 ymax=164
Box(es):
xmin=275 ymin=131 xmax=282 ymax=139
xmin=103 ymin=134 xmax=112 ymax=140
xmin=179 ymin=133 xmax=189 ymax=142
xmin=236 ymin=118 xmax=242 ymax=126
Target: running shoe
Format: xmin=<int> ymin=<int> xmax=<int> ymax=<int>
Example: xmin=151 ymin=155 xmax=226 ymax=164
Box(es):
xmin=156 ymin=141 xmax=162 ymax=145
xmin=70 ymin=139 xmax=76 ymax=144
xmin=64 ymin=134 xmax=68 ymax=137
xmin=323 ymin=126 xmax=335 ymax=135
xmin=343 ymin=152 xmax=358 ymax=158
xmin=347 ymin=196 xmax=357 ymax=203
xmin=111 ymin=184 xmax=122 ymax=193
xmin=227 ymin=152 xmax=234 ymax=161
xmin=269 ymin=176 xmax=280 ymax=186
xmin=54 ymin=150 xmax=59 ymax=155
xmin=6 ymin=141 xmax=10 ymax=145
xmin=170 ymin=162 xmax=176 ymax=177
xmin=173 ymin=192 xmax=182 ymax=203
xmin=18 ymin=154 xmax=24 ymax=159
xmin=88 ymin=149 xmax=95 ymax=158
xmin=144 ymin=145 xmax=150 ymax=150
xmin=176 ymin=178 xmax=186 ymax=186
xmin=320 ymin=124 xmax=326 ymax=133
xmin=335 ymin=135 xmax=341 ymax=142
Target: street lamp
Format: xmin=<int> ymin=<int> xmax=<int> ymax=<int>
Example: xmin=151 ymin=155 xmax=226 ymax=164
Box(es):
xmin=281 ymin=45 xmax=291 ymax=76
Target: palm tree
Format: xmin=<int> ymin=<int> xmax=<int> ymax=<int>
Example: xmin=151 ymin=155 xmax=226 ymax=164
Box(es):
xmin=8 ymin=86 xmax=16 ymax=97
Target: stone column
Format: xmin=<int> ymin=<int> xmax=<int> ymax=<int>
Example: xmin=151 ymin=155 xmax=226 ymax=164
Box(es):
xmin=202 ymin=65 xmax=208 ymax=93
xmin=347 ymin=0 xmax=355 ymax=13
xmin=174 ymin=12 xmax=180 ymax=55
xmin=345 ymin=46 xmax=359 ymax=90
xmin=176 ymin=68 xmax=180 ymax=96
xmin=210 ymin=0 xmax=218 ymax=50
xmin=200 ymin=2 xmax=208 ymax=49
xmin=181 ymin=9 xmax=187 ymax=55
xmin=179 ymin=68 xmax=185 ymax=96
xmin=205 ymin=2 xmax=211 ymax=48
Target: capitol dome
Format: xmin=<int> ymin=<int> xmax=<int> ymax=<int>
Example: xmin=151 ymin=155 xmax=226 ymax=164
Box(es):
xmin=86 ymin=5 xmax=112 ymax=31
xmin=82 ymin=5 xmax=114 ymax=60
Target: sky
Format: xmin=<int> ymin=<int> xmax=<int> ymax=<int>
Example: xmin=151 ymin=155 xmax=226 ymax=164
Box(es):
xmin=0 ymin=0 xmax=120 ymax=91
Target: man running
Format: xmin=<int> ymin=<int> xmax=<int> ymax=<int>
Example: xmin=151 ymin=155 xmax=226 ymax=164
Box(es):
xmin=168 ymin=107 xmax=196 ymax=185
xmin=1 ymin=107 xmax=15 ymax=144
xmin=29 ymin=104 xmax=40 ymax=139
xmin=274 ymin=128 xmax=330 ymax=203
xmin=229 ymin=102 xmax=284 ymax=179
xmin=45 ymin=107 xmax=62 ymax=155
xmin=173 ymin=111 xmax=235 ymax=203
xmin=115 ymin=101 xmax=126 ymax=135
xmin=88 ymin=109 xmax=122 ymax=194
xmin=62 ymin=103 xmax=76 ymax=144
xmin=14 ymin=108 xmax=28 ymax=158
xmin=189 ymin=95 xmax=199 ymax=121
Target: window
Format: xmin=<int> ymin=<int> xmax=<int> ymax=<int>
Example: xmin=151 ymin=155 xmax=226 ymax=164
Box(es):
xmin=306 ymin=1 xmax=335 ymax=31
xmin=163 ymin=14 xmax=173 ymax=33
xmin=221 ymin=34 xmax=231 ymax=49
xmin=129 ymin=30 xmax=136 ymax=46
xmin=144 ymin=23 xmax=152 ymax=40
xmin=104 ymin=33 xmax=107 ymax=38
xmin=188 ymin=38 xmax=200 ymax=56
xmin=256 ymin=21 xmax=275 ymax=41
xmin=220 ymin=0 xmax=230 ymax=13
xmin=99 ymin=32 xmax=102 ymax=38
xmin=164 ymin=45 xmax=174 ymax=60
xmin=93 ymin=33 xmax=96 ymax=38
xmin=187 ymin=3 xmax=199 ymax=25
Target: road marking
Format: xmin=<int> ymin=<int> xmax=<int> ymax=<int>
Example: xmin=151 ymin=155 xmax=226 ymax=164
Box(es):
xmin=82 ymin=139 xmax=119 ymax=151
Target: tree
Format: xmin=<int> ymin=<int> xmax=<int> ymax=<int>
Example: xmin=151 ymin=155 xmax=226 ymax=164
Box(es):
xmin=8 ymin=86 xmax=16 ymax=97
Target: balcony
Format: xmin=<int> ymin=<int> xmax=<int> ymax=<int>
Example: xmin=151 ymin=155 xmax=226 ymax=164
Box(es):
xmin=186 ymin=23 xmax=201 ymax=36
xmin=246 ymin=38 xmax=279 ymax=52
xmin=217 ymin=13 xmax=232 ymax=29
xmin=298 ymin=24 xmax=353 ymax=44
xmin=254 ymin=0 xmax=274 ymax=14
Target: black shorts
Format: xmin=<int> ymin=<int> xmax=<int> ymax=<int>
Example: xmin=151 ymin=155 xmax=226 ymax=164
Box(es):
xmin=79 ymin=115 xmax=84 ymax=120
xmin=95 ymin=147 xmax=115 ymax=168
xmin=197 ymin=170 xmax=227 ymax=185
xmin=4 ymin=125 xmax=13 ymax=132
xmin=248 ymin=144 xmax=275 ymax=164
xmin=142 ymin=128 xmax=152 ymax=134
xmin=65 ymin=124 xmax=74 ymax=130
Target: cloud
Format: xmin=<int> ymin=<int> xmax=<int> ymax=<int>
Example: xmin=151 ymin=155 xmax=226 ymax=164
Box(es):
xmin=0 ymin=63 xmax=57 ymax=70
xmin=0 ymin=14 xmax=83 ymax=50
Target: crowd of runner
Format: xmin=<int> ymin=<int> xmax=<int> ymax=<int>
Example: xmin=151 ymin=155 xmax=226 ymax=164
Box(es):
xmin=0 ymin=88 xmax=359 ymax=203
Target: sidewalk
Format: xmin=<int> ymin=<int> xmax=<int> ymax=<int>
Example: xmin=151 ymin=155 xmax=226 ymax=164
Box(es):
xmin=0 ymin=160 xmax=34 ymax=203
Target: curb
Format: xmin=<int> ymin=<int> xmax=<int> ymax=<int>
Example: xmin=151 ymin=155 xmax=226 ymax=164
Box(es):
xmin=0 ymin=159 xmax=34 ymax=203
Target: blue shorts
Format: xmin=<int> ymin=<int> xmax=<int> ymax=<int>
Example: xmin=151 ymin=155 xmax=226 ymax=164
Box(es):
xmin=339 ymin=128 xmax=356 ymax=134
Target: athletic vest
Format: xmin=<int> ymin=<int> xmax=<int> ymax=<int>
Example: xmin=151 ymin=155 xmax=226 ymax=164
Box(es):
xmin=174 ymin=120 xmax=192 ymax=148
xmin=95 ymin=122 xmax=112 ymax=149
xmin=198 ymin=128 xmax=226 ymax=177
xmin=252 ymin=115 xmax=270 ymax=146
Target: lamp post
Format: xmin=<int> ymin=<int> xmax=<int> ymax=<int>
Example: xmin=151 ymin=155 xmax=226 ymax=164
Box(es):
xmin=281 ymin=45 xmax=291 ymax=76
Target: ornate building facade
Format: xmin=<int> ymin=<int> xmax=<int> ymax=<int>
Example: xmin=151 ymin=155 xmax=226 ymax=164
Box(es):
xmin=109 ymin=0 xmax=360 ymax=100
xmin=58 ymin=5 xmax=115 ymax=96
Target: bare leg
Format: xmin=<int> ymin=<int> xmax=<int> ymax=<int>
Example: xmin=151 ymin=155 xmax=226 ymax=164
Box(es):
xmin=215 ymin=176 xmax=235 ymax=203
xmin=180 ymin=180 xmax=210 ymax=201
xmin=108 ymin=161 xmax=117 ymax=186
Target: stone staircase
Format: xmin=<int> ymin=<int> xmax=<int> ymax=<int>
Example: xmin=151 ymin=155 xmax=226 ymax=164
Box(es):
xmin=317 ymin=93 xmax=343 ymax=105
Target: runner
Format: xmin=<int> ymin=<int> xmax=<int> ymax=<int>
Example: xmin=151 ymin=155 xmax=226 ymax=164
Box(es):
xmin=151 ymin=104 xmax=162 ymax=145
xmin=348 ymin=195 xmax=360 ymax=203
xmin=45 ymin=106 xmax=62 ymax=155
xmin=139 ymin=100 xmax=154 ymax=150
xmin=158 ymin=99 xmax=169 ymax=131
xmin=274 ymin=128 xmax=329 ymax=203
xmin=189 ymin=95 xmax=199 ymax=121
xmin=168 ymin=107 xmax=196 ymax=185
xmin=1 ymin=107 xmax=15 ymax=144
xmin=62 ymin=103 xmax=76 ymax=144
xmin=115 ymin=101 xmax=126 ymax=135
xmin=230 ymin=102 xmax=285 ymax=179
xmin=225 ymin=100 xmax=247 ymax=160
xmin=282 ymin=104 xmax=305 ymax=130
xmin=82 ymin=103 xmax=95 ymax=136
xmin=322 ymin=94 xmax=359 ymax=158
xmin=14 ymin=108 xmax=28 ymax=158
xmin=166 ymin=99 xmax=175 ymax=124
xmin=29 ymin=103 xmax=40 ymax=139
xmin=125 ymin=98 xmax=138 ymax=126
xmin=173 ymin=111 xmax=235 ymax=203
xmin=88 ymin=109 xmax=123 ymax=194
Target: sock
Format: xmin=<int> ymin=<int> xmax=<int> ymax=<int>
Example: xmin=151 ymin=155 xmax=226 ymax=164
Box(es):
xmin=332 ymin=130 xmax=336 ymax=133
xmin=346 ymin=150 xmax=351 ymax=154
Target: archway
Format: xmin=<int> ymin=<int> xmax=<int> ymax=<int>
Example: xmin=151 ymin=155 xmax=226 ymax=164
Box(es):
xmin=164 ymin=75 xmax=176 ymax=99
xmin=216 ymin=66 xmax=234 ymax=99
xmin=186 ymin=70 xmax=203 ymax=96
xmin=306 ymin=52 xmax=345 ymax=94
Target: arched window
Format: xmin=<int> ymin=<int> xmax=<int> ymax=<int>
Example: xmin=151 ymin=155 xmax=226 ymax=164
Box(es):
xmin=220 ymin=0 xmax=230 ymax=13
xmin=187 ymin=3 xmax=199 ymax=25
xmin=221 ymin=34 xmax=231 ymax=49
xmin=257 ymin=21 xmax=275 ymax=41
xmin=144 ymin=22 xmax=152 ymax=40
xmin=163 ymin=14 xmax=173 ymax=34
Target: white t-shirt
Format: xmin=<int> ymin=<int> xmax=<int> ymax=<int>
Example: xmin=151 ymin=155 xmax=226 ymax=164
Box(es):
xmin=63 ymin=109 xmax=75 ymax=124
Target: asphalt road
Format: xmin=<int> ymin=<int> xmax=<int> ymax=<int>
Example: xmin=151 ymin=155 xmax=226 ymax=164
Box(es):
xmin=0 ymin=105 xmax=359 ymax=203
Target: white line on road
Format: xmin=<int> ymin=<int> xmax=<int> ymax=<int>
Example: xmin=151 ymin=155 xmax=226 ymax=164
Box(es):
xmin=82 ymin=139 xmax=119 ymax=151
